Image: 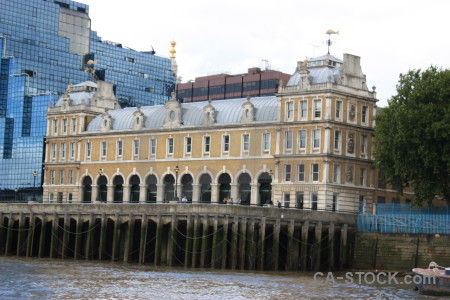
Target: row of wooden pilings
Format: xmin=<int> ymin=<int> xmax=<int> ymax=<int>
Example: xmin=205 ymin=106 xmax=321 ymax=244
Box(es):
xmin=0 ymin=204 xmax=356 ymax=271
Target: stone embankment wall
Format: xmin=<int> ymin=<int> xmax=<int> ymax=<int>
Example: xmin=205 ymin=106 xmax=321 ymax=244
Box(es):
xmin=352 ymin=232 xmax=450 ymax=271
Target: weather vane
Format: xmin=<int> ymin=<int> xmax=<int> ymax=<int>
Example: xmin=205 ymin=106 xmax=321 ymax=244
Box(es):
xmin=325 ymin=29 xmax=339 ymax=54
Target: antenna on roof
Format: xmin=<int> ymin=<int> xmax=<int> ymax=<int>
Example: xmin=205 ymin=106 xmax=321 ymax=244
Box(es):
xmin=261 ymin=59 xmax=271 ymax=70
xmin=325 ymin=29 xmax=339 ymax=54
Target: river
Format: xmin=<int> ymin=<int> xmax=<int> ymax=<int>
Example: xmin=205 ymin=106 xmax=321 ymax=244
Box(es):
xmin=0 ymin=257 xmax=438 ymax=299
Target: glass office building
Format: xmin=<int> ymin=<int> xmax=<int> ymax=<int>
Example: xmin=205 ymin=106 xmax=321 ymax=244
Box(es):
xmin=0 ymin=0 xmax=176 ymax=200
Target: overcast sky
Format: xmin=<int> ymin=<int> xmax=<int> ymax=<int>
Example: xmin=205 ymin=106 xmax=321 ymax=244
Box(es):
xmin=82 ymin=0 xmax=449 ymax=107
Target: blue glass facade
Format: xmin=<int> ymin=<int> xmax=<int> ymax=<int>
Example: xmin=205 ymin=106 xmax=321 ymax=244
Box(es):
xmin=0 ymin=0 xmax=176 ymax=200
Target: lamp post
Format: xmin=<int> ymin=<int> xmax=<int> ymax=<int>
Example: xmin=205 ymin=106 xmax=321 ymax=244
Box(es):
xmin=33 ymin=171 xmax=37 ymax=202
xmin=174 ymin=165 xmax=179 ymax=201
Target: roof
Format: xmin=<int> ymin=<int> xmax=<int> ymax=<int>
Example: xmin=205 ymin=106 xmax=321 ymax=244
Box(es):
xmin=86 ymin=96 xmax=278 ymax=132
xmin=55 ymin=81 xmax=97 ymax=106
xmin=286 ymin=53 xmax=343 ymax=86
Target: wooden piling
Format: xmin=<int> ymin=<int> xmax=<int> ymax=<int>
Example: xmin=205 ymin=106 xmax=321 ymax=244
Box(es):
xmin=200 ymin=215 xmax=208 ymax=268
xmin=210 ymin=215 xmax=219 ymax=269
xmin=301 ymin=221 xmax=309 ymax=271
xmin=5 ymin=213 xmax=14 ymax=256
xmin=314 ymin=222 xmax=322 ymax=272
xmin=191 ymin=215 xmax=199 ymax=268
xmin=230 ymin=216 xmax=239 ymax=270
xmin=221 ymin=216 xmax=229 ymax=269
xmin=124 ymin=214 xmax=135 ymax=263
xmin=111 ymin=213 xmax=121 ymax=261
xmin=272 ymin=219 xmax=280 ymax=271
xmin=26 ymin=213 xmax=35 ymax=257
xmin=74 ymin=213 xmax=83 ymax=259
xmin=17 ymin=212 xmax=26 ymax=256
xmin=139 ymin=214 xmax=148 ymax=264
xmin=61 ymin=213 xmax=70 ymax=259
xmin=257 ymin=217 xmax=266 ymax=271
xmin=340 ymin=223 xmax=348 ymax=270
xmin=38 ymin=214 xmax=47 ymax=258
xmin=328 ymin=222 xmax=335 ymax=271
xmin=184 ymin=214 xmax=193 ymax=268
xmin=98 ymin=213 xmax=107 ymax=261
xmin=286 ymin=219 xmax=295 ymax=271
xmin=247 ymin=218 xmax=255 ymax=270
xmin=154 ymin=214 xmax=163 ymax=266
xmin=50 ymin=212 xmax=59 ymax=258
xmin=167 ymin=214 xmax=177 ymax=267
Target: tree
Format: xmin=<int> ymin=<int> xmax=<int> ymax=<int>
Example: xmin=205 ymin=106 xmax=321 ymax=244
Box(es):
xmin=374 ymin=66 xmax=450 ymax=206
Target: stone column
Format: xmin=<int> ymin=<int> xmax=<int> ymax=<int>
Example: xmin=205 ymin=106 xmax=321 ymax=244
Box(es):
xmin=275 ymin=128 xmax=281 ymax=155
xmin=250 ymin=183 xmax=259 ymax=206
xmin=92 ymin=185 xmax=99 ymax=202
xmin=78 ymin=185 xmax=84 ymax=203
xmin=139 ymin=184 xmax=146 ymax=203
xmin=323 ymin=160 xmax=330 ymax=184
xmin=176 ymin=184 xmax=182 ymax=201
xmin=107 ymin=184 xmax=114 ymax=203
xmin=325 ymin=96 xmax=332 ymax=120
xmin=192 ymin=183 xmax=200 ymax=203
xmin=156 ymin=183 xmax=164 ymax=203
xmin=230 ymin=183 xmax=238 ymax=203
xmin=324 ymin=126 xmax=331 ymax=154
xmin=123 ymin=184 xmax=130 ymax=203
xmin=210 ymin=183 xmax=219 ymax=204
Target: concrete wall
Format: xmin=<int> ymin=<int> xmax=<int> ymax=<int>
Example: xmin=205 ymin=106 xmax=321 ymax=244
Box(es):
xmin=352 ymin=232 xmax=450 ymax=271
xmin=0 ymin=203 xmax=357 ymax=224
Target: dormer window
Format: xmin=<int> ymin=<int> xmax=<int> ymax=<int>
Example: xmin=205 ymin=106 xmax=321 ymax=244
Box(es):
xmin=203 ymin=99 xmax=216 ymax=125
xmin=133 ymin=106 xmax=144 ymax=130
xmin=241 ymin=96 xmax=255 ymax=123
xmin=100 ymin=112 xmax=112 ymax=131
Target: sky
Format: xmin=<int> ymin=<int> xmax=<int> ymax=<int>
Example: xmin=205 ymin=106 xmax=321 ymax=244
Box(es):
xmin=82 ymin=0 xmax=450 ymax=107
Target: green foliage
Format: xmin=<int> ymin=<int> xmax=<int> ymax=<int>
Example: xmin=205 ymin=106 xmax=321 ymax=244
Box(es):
xmin=374 ymin=66 xmax=450 ymax=206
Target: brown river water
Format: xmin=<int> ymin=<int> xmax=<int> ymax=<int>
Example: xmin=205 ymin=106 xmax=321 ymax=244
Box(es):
xmin=0 ymin=257 xmax=441 ymax=299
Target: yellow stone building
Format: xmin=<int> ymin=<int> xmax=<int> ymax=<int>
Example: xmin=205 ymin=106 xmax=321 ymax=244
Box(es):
xmin=43 ymin=53 xmax=407 ymax=212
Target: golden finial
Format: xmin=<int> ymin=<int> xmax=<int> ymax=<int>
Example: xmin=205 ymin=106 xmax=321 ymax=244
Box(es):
xmin=170 ymin=41 xmax=176 ymax=58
